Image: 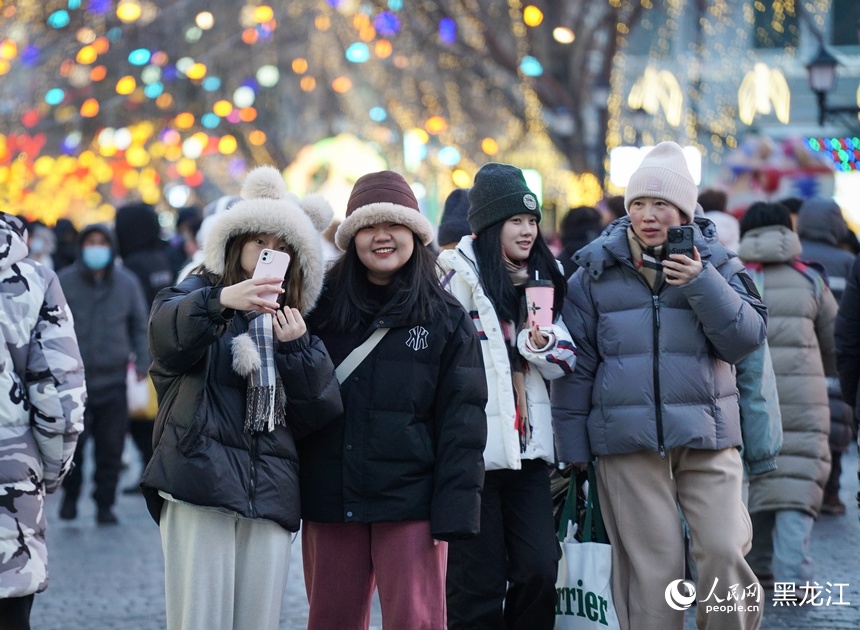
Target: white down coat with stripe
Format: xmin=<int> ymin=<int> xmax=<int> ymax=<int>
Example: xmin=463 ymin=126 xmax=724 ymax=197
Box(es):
xmin=437 ymin=236 xmax=576 ymax=471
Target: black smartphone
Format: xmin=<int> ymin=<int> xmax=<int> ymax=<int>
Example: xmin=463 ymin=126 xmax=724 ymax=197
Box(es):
xmin=667 ymin=226 xmax=694 ymax=258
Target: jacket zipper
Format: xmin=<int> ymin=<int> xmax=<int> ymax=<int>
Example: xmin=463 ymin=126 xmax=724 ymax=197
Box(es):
xmin=603 ymin=245 xmax=667 ymax=459
xmin=651 ymin=294 xmax=665 ymax=459
xmin=249 ymin=435 xmax=259 ymax=517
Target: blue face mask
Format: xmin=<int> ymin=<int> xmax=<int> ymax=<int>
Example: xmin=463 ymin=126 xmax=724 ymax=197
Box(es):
xmin=82 ymin=245 xmax=112 ymax=270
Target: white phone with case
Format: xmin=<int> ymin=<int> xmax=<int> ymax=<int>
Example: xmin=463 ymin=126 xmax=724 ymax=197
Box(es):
xmin=252 ymin=248 xmax=291 ymax=305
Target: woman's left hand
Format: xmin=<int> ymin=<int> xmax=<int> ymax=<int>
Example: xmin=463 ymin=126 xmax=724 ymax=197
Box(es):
xmin=663 ymin=246 xmax=704 ymax=286
xmin=273 ymin=306 xmax=307 ymax=342
xmin=528 ymin=325 xmax=550 ymax=348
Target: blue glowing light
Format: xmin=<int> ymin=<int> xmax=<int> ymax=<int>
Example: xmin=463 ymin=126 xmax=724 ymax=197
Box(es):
xmin=45 ymin=88 xmax=65 ymax=106
xmin=202 ymin=77 xmax=222 ymax=92
xmin=520 ymin=56 xmax=543 ymax=77
xmin=369 ymin=107 xmax=388 ymax=122
xmin=346 ymin=42 xmax=370 ymax=63
xmin=374 ymin=12 xmax=401 ymax=37
xmin=144 ymin=82 xmax=164 ymax=98
xmin=128 ymin=49 xmax=151 ymax=66
xmin=47 ymin=10 xmax=70 ymax=28
xmin=439 ymin=18 xmax=457 ymax=45
xmin=201 ymin=113 xmax=221 ymax=129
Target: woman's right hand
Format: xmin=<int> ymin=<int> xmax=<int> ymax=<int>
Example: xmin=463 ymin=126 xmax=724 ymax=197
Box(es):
xmin=219 ymin=277 xmax=283 ymax=314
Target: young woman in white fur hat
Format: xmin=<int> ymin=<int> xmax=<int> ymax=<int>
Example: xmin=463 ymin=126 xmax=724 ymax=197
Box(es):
xmin=299 ymin=170 xmax=488 ymax=630
xmin=140 ymin=166 xmax=343 ymax=630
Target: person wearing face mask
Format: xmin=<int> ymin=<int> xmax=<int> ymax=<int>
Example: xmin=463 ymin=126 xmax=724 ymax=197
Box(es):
xmin=437 ymin=163 xmax=575 ymax=630
xmin=56 ymin=223 xmax=149 ymax=525
xmin=552 ymin=142 xmax=768 ymax=630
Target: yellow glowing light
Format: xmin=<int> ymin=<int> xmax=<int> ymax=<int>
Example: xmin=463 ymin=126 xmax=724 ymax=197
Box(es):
xmin=523 ymin=6 xmax=544 ymax=27
xmin=242 ymin=29 xmax=258 ymax=45
xmin=195 ymin=12 xmax=214 ymax=30
xmin=248 ymin=131 xmax=267 ymax=146
xmin=292 ymin=58 xmax=308 ymax=74
xmin=409 ymin=128 xmax=430 ymax=144
xmin=126 ymin=146 xmax=150 ymax=167
xmin=353 ymin=14 xmax=370 ymax=30
xmin=315 ymin=16 xmax=330 ymax=31
xmin=0 ymin=61 xmax=9 ymax=76
xmin=253 ymin=6 xmax=274 ymax=23
xmin=738 ymin=62 xmax=790 ymax=125
xmin=452 ymin=169 xmax=471 ymax=188
xmin=92 ymin=37 xmax=110 ymax=54
xmin=176 ymin=158 xmax=197 ymax=177
xmin=213 ymin=100 xmax=233 ymax=117
xmin=123 ymin=170 xmax=140 ymax=189
xmin=174 ymin=112 xmax=195 ymax=129
xmin=156 ymin=93 xmax=174 ymax=110
xmin=90 ymin=65 xmax=107 ymax=81
xmin=116 ymin=76 xmax=137 ymax=95
xmin=164 ymin=146 xmax=183 ymax=162
xmin=80 ymin=99 xmax=99 ymax=117
xmin=186 ymin=63 xmax=207 ymax=80
xmin=218 ymin=135 xmax=238 ymax=155
xmin=99 ymin=144 xmax=117 ymax=158
xmin=33 ymin=156 xmax=55 ymax=178
xmin=0 ymin=40 xmax=17 ymax=61
xmin=239 ymin=107 xmax=257 ymax=122
xmin=375 ymin=40 xmax=392 ymax=58
xmin=300 ymin=77 xmax=316 ymax=92
xmin=76 ymin=45 xmax=97 ymax=65
xmin=332 ymin=77 xmax=352 ymax=93
xmin=116 ymin=0 xmax=142 ymax=23
xmin=359 ymin=25 xmax=376 ymax=42
xmin=481 ymin=138 xmax=500 ymax=155
xmin=552 ymin=27 xmax=575 ymax=44
xmin=425 ymin=116 xmax=447 ymax=135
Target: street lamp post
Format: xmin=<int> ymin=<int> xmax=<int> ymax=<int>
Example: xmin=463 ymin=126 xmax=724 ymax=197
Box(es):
xmin=806 ymin=40 xmax=860 ymax=127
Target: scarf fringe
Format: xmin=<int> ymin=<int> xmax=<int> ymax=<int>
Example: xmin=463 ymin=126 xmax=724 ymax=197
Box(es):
xmin=244 ymin=380 xmax=287 ymax=434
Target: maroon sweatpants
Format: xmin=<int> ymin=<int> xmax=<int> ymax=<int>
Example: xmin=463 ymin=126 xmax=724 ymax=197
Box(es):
xmin=302 ymin=520 xmax=448 ymax=630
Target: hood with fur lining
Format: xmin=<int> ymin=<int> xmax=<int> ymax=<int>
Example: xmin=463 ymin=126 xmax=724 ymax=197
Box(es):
xmin=204 ymin=165 xmax=332 ymax=314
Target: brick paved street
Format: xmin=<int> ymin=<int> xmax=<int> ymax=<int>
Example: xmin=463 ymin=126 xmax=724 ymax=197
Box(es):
xmin=30 ymin=444 xmax=860 ymax=629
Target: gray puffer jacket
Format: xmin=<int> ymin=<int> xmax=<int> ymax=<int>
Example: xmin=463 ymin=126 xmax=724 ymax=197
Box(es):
xmin=552 ymin=217 xmax=767 ymax=464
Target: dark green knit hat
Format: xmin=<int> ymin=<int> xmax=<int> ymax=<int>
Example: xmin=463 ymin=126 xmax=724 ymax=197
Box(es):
xmin=467 ymin=163 xmax=541 ymax=234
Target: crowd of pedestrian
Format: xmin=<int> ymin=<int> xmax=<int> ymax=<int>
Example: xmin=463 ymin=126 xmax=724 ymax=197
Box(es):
xmin=1 ymin=143 xmax=858 ymax=630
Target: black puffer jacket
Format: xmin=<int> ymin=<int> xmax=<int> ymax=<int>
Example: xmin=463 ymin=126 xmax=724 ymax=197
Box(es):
xmin=299 ymin=284 xmax=488 ymax=541
xmin=141 ymin=274 xmax=342 ymax=531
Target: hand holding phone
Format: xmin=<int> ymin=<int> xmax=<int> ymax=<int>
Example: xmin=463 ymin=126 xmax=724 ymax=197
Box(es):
xmin=666 ymin=226 xmax=694 ymax=259
xmin=252 ymin=249 xmax=292 ymax=305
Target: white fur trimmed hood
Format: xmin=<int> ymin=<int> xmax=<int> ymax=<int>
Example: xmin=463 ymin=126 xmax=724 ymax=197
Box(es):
xmin=204 ymin=165 xmax=333 ymax=314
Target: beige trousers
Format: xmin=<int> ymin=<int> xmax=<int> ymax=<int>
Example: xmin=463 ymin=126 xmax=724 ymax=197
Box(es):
xmin=597 ymin=447 xmax=761 ymax=630
xmin=160 ymin=500 xmax=293 ymax=630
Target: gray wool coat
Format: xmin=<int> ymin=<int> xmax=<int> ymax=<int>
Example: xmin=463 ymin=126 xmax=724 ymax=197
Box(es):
xmin=552 ymin=217 xmax=767 ymax=465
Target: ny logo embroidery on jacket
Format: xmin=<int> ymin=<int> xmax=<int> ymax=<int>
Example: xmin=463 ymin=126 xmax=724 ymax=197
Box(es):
xmin=406 ymin=326 xmax=429 ymax=351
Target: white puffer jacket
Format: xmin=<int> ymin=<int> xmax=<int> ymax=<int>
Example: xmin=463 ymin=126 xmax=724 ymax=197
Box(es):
xmin=438 ymin=237 xmax=576 ymax=471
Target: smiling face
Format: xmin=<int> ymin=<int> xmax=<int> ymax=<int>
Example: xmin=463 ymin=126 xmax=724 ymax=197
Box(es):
xmin=500 ymin=213 xmax=538 ymax=262
xmin=353 ymin=222 xmax=415 ymax=285
xmin=627 ymin=197 xmax=684 ymax=248
xmin=239 ymin=233 xmax=289 ymax=278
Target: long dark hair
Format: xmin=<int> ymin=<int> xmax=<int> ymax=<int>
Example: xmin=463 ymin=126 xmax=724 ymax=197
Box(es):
xmin=320 ymin=233 xmax=459 ymax=332
xmin=194 ymin=233 xmax=307 ymax=312
xmin=472 ymin=220 xmax=565 ymax=322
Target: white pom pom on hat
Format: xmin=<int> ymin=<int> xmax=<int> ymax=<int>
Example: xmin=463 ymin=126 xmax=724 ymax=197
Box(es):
xmin=203 ymin=165 xmax=332 ymax=313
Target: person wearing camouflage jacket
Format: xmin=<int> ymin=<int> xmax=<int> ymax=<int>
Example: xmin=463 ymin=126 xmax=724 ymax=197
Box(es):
xmin=0 ymin=213 xmax=86 ymax=628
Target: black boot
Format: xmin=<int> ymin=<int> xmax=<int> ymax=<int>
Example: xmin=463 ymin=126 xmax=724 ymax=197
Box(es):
xmin=59 ymin=494 xmax=77 ymax=520
xmin=97 ymin=506 xmax=119 ymax=525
